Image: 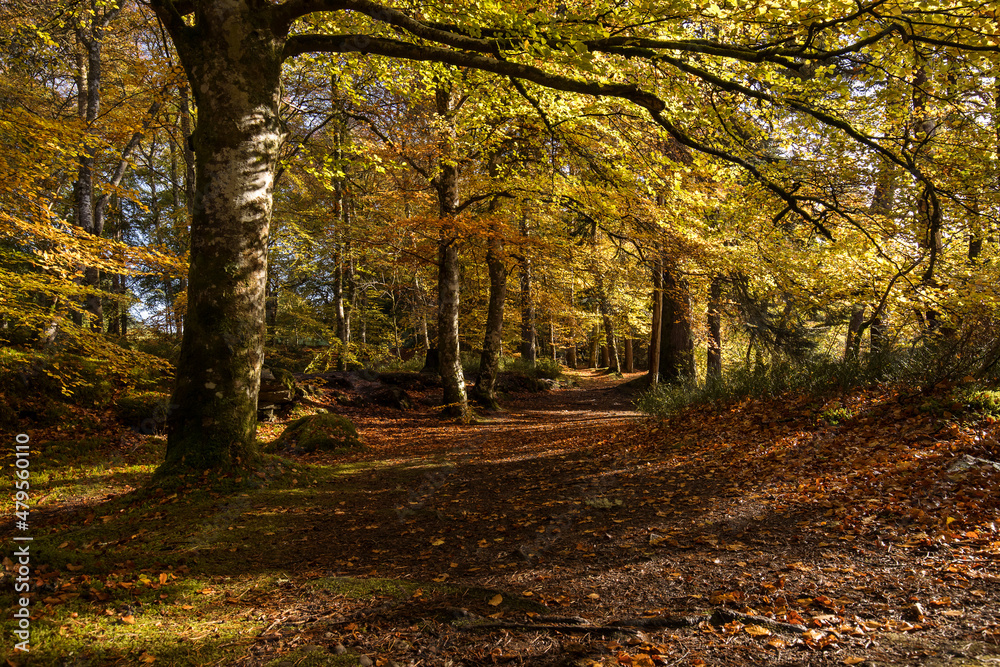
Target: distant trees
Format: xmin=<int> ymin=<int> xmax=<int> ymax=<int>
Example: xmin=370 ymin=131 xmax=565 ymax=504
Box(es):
xmin=2 ymin=0 xmax=997 ymax=477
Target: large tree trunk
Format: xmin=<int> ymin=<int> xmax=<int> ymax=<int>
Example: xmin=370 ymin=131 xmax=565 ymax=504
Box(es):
xmin=659 ymin=259 xmax=695 ymax=382
xmin=707 ymin=275 xmax=723 ymax=384
xmin=158 ymin=5 xmax=285 ymax=472
xmin=472 ymin=229 xmax=507 ymax=409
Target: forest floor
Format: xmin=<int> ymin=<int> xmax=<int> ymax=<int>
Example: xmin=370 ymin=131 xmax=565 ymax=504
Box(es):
xmin=3 ymin=369 xmax=1000 ymax=666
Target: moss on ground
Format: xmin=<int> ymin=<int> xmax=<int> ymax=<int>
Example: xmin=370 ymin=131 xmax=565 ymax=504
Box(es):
xmin=271 ymin=413 xmax=362 ymax=454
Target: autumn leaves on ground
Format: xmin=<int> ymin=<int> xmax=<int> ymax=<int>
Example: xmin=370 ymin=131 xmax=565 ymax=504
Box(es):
xmin=3 ymin=370 xmax=1000 ymax=667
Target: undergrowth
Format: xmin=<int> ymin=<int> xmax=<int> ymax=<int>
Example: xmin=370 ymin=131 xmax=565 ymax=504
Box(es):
xmin=638 ymin=346 xmax=1000 ymax=420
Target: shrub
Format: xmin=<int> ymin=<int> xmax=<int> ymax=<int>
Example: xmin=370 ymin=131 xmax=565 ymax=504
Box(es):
xmin=820 ymin=406 xmax=855 ymax=425
xmin=961 ymin=388 xmax=1000 ymax=419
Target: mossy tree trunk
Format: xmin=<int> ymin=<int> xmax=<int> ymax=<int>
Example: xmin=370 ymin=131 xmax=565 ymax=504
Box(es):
xmin=153 ymin=2 xmax=285 ymax=472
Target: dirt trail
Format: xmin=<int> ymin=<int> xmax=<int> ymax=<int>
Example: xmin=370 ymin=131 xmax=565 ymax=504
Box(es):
xmin=236 ymin=371 xmax=1000 ymax=666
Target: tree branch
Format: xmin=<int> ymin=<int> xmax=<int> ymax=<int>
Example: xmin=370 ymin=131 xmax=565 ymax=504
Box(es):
xmin=283 ymin=34 xmax=665 ymax=112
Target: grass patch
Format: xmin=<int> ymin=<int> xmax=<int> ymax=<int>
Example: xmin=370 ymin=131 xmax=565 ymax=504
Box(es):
xmin=0 ymin=428 xmax=401 ymax=666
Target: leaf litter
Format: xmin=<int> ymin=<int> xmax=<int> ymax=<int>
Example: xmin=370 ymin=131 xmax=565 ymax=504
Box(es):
xmin=2 ymin=370 xmax=999 ymax=665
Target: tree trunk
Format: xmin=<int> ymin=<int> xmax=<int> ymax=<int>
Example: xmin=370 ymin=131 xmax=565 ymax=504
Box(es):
xmin=647 ymin=255 xmax=663 ymax=386
xmin=549 ymin=319 xmax=557 ymax=362
xmin=432 ymin=83 xmax=469 ymax=419
xmin=596 ymin=273 xmax=619 ymax=372
xmin=844 ymin=303 xmax=866 ymax=361
xmin=437 ymin=238 xmax=467 ymax=417
xmin=472 ymin=229 xmax=507 ymax=409
xmin=707 ymin=275 xmax=723 ymax=384
xmin=659 ymin=259 xmax=694 ymax=382
xmin=624 ymin=337 xmax=634 ymax=373
xmin=518 ymin=214 xmax=536 ymax=364
xmin=566 ymin=345 xmax=577 ymax=369
xmin=588 ymin=326 xmax=599 ymax=368
xmin=158 ymin=5 xmax=285 ymax=472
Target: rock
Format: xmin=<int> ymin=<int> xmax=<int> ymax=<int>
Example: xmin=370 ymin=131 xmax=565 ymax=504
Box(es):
xmin=258 ymin=366 xmax=303 ymax=420
xmin=271 ymin=413 xmax=363 ymax=454
xmin=947 ymin=454 xmax=1000 ymax=480
xmin=371 ymin=386 xmax=413 ymax=410
xmin=359 ymin=656 xmax=374 ymax=667
xmin=333 ymin=643 xmax=347 ymax=654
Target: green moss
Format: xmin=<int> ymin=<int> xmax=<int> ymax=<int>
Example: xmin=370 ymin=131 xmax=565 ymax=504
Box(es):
xmin=114 ymin=391 xmax=170 ymax=432
xmin=264 ymin=646 xmax=362 ymax=666
xmin=271 ymin=413 xmax=362 ymax=454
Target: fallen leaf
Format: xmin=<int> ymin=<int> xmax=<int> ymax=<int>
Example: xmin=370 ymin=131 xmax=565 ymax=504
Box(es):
xmin=745 ymin=625 xmax=771 ymax=637
xmin=121 ymin=615 xmax=135 ymax=625
xmin=488 ymin=594 xmax=503 ymax=606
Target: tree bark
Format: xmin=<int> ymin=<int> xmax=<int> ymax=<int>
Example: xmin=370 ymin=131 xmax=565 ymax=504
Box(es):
xmin=472 ymin=227 xmax=507 ymax=409
xmin=596 ymin=272 xmax=619 ymax=372
xmin=566 ymin=345 xmax=577 ymax=369
xmin=844 ymin=303 xmax=866 ymax=361
xmin=659 ymin=259 xmax=694 ymax=382
xmin=707 ymin=275 xmax=723 ymax=384
xmin=624 ymin=337 xmax=634 ymax=373
xmin=518 ymin=213 xmax=536 ymax=364
xmin=588 ymin=326 xmax=599 ymax=368
xmin=154 ymin=2 xmax=286 ymax=472
xmin=647 ymin=254 xmax=663 ymax=386
xmin=432 ymin=83 xmax=469 ymax=419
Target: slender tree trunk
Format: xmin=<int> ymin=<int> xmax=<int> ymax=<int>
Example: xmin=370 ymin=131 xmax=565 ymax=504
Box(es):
xmin=566 ymin=345 xmax=577 ymax=369
xmin=707 ymin=275 xmax=723 ymax=384
xmin=596 ymin=272 xmax=619 ymax=372
xmin=518 ymin=213 xmax=536 ymax=364
xmin=647 ymin=254 xmax=663 ymax=386
xmin=158 ymin=5 xmax=286 ymax=472
xmin=549 ymin=319 xmax=557 ymax=362
xmin=588 ymin=326 xmax=599 ymax=368
xmin=472 ymin=227 xmax=507 ymax=409
xmin=432 ymin=84 xmax=469 ymax=419
xmin=624 ymin=337 xmax=634 ymax=373
xmin=75 ymin=26 xmax=101 ymax=329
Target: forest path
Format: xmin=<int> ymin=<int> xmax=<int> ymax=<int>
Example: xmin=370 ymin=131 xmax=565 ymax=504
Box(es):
xmin=231 ymin=372 xmax=1000 ymax=666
